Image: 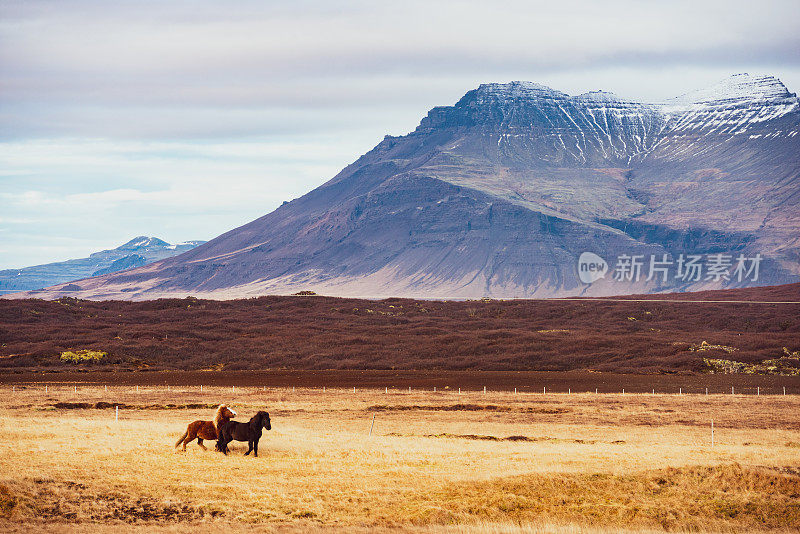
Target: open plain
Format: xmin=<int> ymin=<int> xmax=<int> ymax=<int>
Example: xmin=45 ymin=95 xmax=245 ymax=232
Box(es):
xmin=0 ymin=382 xmax=798 ymax=532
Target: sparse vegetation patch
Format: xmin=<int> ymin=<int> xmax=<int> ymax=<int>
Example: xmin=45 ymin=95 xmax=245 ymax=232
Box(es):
xmin=703 ymin=347 xmax=800 ymax=375
xmin=59 ymin=349 xmax=106 ymax=364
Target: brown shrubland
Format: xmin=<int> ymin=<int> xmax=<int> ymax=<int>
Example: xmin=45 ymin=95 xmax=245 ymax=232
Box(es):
xmin=0 ymin=282 xmax=799 ymax=373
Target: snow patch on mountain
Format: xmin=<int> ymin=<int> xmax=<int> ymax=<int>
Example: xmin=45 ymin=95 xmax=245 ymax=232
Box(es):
xmin=472 ymin=80 xmax=569 ymax=101
xmin=670 ymin=73 xmax=795 ymax=105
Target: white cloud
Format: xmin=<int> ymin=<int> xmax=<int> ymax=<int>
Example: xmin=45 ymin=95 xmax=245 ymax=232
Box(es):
xmin=0 ymin=136 xmax=375 ymax=268
xmin=1 ymin=0 xmax=798 ymax=268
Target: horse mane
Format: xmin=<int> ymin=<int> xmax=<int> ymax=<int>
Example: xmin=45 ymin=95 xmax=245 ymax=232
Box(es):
xmin=213 ymin=404 xmax=231 ymax=431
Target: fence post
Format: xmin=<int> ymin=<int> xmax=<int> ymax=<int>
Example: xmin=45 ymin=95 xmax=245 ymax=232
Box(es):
xmin=433 ymin=386 xmax=436 ymax=392
xmin=514 ymin=387 xmax=517 ymax=395
xmin=757 ymin=387 xmax=760 ymax=396
xmin=115 ymin=405 xmax=119 ymax=422
xmin=543 ymin=386 xmax=546 ymax=395
xmin=784 ymin=386 xmax=786 ymax=396
xmin=679 ymin=388 xmax=682 ymax=395
xmin=369 ymin=413 xmax=375 ymax=437
xmin=385 ymin=387 xmax=388 ymax=394
xmin=731 ymin=386 xmax=734 ymax=395
xmin=711 ymin=419 xmax=714 ymax=447
xmin=353 ymin=386 xmax=356 ymax=394
xmin=483 ymin=386 xmax=486 ymax=394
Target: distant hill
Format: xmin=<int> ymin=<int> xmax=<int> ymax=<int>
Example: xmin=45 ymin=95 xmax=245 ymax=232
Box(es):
xmin=0 ymin=237 xmax=205 ymax=294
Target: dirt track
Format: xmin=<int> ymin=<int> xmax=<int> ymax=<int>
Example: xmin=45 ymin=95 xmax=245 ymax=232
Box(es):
xmin=2 ymin=369 xmax=799 ymax=395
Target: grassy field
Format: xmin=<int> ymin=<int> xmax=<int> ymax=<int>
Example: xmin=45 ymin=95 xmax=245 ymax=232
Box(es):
xmin=0 ymin=384 xmax=799 ymax=532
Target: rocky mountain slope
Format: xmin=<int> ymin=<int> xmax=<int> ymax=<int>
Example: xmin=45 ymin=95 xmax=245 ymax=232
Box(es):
xmin=0 ymin=237 xmax=205 ymax=294
xmin=10 ymin=73 xmax=800 ymax=300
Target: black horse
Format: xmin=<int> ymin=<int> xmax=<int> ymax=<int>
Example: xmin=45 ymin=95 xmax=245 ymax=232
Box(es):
xmin=216 ymin=411 xmax=271 ymax=456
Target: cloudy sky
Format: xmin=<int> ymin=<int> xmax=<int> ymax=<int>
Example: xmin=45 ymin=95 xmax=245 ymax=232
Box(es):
xmin=2 ymin=0 xmax=799 ymax=269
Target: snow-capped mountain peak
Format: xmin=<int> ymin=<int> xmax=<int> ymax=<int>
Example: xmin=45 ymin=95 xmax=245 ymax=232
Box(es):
xmin=660 ymin=74 xmax=799 ymax=136
xmin=119 ymin=236 xmax=170 ymax=249
xmin=573 ymin=90 xmax=628 ymax=103
xmin=471 ymin=81 xmax=569 ymax=101
xmin=668 ymin=73 xmax=796 ymax=106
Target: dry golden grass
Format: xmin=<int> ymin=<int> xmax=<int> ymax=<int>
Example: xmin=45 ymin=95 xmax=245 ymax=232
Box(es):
xmin=0 ymin=385 xmax=798 ymax=532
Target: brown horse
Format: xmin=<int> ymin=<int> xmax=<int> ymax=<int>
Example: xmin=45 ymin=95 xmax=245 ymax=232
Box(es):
xmin=175 ymin=404 xmax=237 ymax=451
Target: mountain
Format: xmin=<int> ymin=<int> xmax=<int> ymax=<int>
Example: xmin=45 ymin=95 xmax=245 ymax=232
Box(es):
xmin=0 ymin=237 xmax=206 ymax=294
xmin=8 ymin=73 xmax=800 ymax=300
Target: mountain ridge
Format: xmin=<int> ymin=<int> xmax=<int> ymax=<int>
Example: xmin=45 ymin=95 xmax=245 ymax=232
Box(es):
xmin=6 ymin=73 xmax=800 ymax=301
xmin=0 ymin=237 xmax=206 ymax=294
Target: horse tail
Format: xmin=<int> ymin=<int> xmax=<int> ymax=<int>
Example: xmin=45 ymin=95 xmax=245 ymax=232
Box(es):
xmin=175 ymin=428 xmax=189 ymax=448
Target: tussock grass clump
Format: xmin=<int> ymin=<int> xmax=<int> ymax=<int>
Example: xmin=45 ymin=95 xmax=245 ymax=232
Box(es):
xmin=402 ymin=464 xmax=800 ymax=531
xmin=0 ymin=484 xmax=16 ymax=519
xmin=4 ymin=478 xmax=219 ymax=523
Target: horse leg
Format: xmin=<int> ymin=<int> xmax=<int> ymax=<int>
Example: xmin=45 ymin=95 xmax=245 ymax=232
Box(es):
xmin=217 ymin=433 xmax=230 ymax=454
xmin=244 ymin=440 xmax=253 ymax=456
xmin=253 ymin=438 xmax=259 ymax=457
xmin=197 ymin=438 xmax=207 ymax=450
